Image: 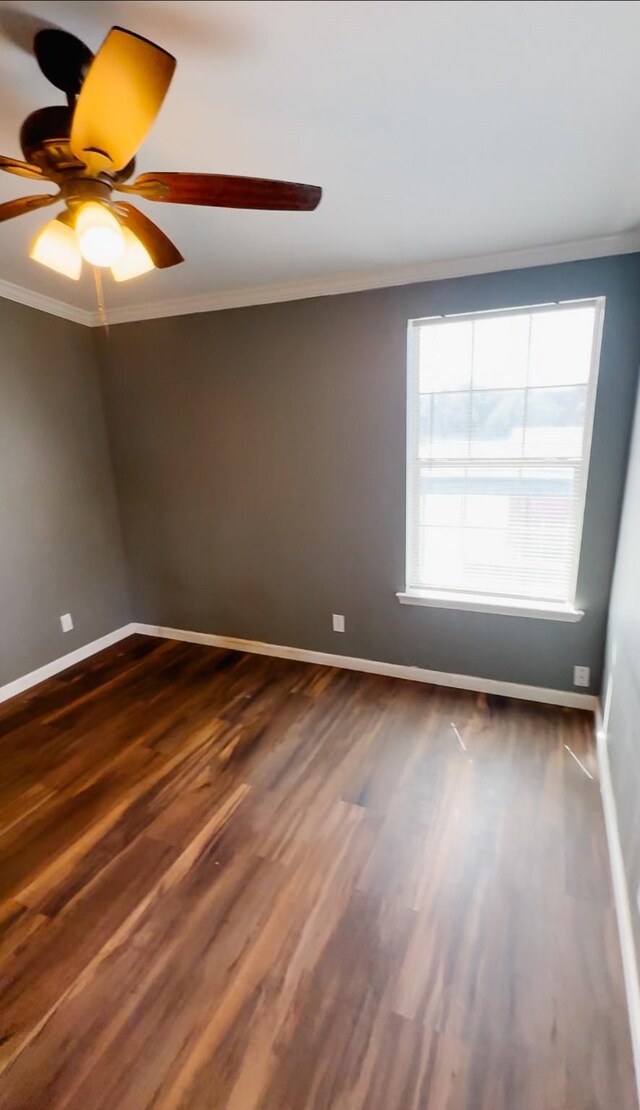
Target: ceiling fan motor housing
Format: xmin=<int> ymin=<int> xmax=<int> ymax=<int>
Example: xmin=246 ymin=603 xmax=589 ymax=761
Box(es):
xmin=21 ymin=106 xmax=79 ymax=177
xmin=20 ymin=106 xmax=135 ymax=185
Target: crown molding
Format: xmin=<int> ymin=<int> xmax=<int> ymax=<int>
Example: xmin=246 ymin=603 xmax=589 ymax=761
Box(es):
xmin=2 ymin=229 xmax=640 ymax=328
xmin=0 ymin=277 xmax=95 ymax=326
xmin=86 ymin=228 xmax=640 ymax=326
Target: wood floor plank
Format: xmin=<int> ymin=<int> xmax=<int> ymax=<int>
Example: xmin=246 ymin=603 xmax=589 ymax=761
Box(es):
xmin=0 ymin=635 xmax=634 ymax=1109
xmin=0 ymin=900 xmax=49 ymax=965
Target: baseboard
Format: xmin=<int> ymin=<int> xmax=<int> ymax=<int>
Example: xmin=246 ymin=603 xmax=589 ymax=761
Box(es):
xmin=132 ymin=623 xmax=598 ymax=710
xmin=597 ymin=727 xmax=640 ymax=1106
xmin=0 ymin=620 xmax=597 ymax=712
xmin=0 ymin=624 xmax=136 ymax=706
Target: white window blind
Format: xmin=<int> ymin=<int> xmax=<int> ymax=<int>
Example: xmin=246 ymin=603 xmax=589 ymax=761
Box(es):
xmin=406 ymin=299 xmax=604 ymax=607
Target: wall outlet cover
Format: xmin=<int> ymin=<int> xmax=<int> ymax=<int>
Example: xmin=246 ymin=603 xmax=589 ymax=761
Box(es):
xmin=573 ymin=665 xmax=590 ymax=688
xmin=60 ymin=613 xmax=74 ymax=633
xmin=332 ymin=614 xmax=345 ymax=633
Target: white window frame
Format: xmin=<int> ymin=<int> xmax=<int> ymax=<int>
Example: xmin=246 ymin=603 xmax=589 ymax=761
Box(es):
xmin=397 ymin=297 xmax=606 ymax=621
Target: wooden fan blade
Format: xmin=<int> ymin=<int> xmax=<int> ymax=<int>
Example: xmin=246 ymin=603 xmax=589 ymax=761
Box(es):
xmin=115 ymin=203 xmax=183 ymax=268
xmin=0 ymin=193 xmax=58 ymax=223
xmin=122 ymin=172 xmax=322 ymax=211
xmin=0 ymin=155 xmax=44 ymax=180
xmin=70 ymin=27 xmax=175 ymax=174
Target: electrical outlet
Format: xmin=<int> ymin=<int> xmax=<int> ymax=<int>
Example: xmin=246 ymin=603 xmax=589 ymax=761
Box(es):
xmin=332 ymin=614 xmax=345 ymax=633
xmin=573 ymin=665 xmax=590 ymax=688
xmin=60 ymin=613 xmax=74 ymax=633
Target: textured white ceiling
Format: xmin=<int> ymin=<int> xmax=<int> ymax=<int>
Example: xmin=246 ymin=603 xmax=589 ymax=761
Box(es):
xmin=1 ymin=0 xmax=640 ymax=319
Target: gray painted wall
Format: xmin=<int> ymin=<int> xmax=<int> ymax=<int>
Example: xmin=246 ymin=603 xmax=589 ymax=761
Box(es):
xmin=603 ymin=379 xmax=640 ymax=956
xmin=96 ymin=254 xmax=640 ymax=693
xmin=0 ymin=298 xmax=130 ymax=686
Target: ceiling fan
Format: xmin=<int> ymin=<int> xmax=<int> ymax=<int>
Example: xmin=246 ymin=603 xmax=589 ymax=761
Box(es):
xmin=0 ymin=26 xmax=322 ymax=283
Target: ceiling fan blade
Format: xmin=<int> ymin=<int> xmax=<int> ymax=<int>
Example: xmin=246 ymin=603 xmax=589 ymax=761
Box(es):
xmin=0 ymin=155 xmax=44 ymax=180
xmin=33 ymin=28 xmax=93 ymax=97
xmin=115 ymin=203 xmax=183 ymax=268
xmin=70 ymin=27 xmax=176 ymax=174
xmin=121 ymin=172 xmax=322 ymax=211
xmin=0 ymin=193 xmax=58 ymax=224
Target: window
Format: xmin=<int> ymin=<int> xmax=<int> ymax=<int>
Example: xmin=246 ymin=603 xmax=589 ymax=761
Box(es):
xmin=400 ymin=299 xmax=604 ymax=619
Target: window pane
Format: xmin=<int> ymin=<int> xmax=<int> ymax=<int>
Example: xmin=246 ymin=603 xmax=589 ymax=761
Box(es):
xmin=528 ymin=306 xmax=596 ymax=386
xmin=470 ymin=389 xmax=525 ymax=457
xmin=472 ymin=314 xmax=530 ymax=389
xmin=524 ymin=385 xmax=587 ymax=458
xmin=420 ymin=467 xmax=465 ymax=526
xmin=418 ymin=320 xmax=472 ymax=393
xmin=465 ymin=467 xmax=514 ymax=527
xmin=419 ymin=525 xmax=466 ymax=589
xmin=418 ymin=395 xmax=432 ymax=458
xmin=415 ymin=465 xmax=579 ymax=601
xmin=430 ymin=392 xmax=470 ymax=457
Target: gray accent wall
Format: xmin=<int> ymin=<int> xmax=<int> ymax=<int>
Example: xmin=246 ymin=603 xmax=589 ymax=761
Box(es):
xmin=98 ymin=253 xmax=640 ymax=694
xmin=0 ymin=298 xmax=130 ymax=687
xmin=603 ymin=379 xmax=640 ymax=956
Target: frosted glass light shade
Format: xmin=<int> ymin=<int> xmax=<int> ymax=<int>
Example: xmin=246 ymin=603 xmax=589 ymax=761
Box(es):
xmin=76 ymin=201 xmax=125 ymax=267
xmin=30 ymin=219 xmax=82 ymax=280
xmin=111 ymin=227 xmax=154 ymax=281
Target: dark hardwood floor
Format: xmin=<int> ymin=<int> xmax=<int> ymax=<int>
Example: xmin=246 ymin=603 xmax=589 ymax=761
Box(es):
xmin=0 ymin=634 xmax=633 ymax=1109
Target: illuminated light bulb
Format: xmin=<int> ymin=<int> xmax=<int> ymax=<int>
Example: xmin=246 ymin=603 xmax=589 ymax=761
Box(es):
xmin=75 ymin=201 xmax=125 ymax=267
xmin=110 ymin=227 xmax=154 ymax=281
xmin=30 ymin=218 xmax=82 ymax=280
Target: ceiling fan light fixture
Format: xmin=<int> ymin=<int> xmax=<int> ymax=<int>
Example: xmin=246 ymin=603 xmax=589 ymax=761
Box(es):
xmin=110 ymin=225 xmax=155 ymax=281
xmin=30 ymin=217 xmax=82 ymax=280
xmin=75 ymin=200 xmax=125 ymax=267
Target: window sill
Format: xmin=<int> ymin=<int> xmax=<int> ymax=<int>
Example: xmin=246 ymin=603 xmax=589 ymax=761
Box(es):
xmin=396 ymin=590 xmax=584 ymax=622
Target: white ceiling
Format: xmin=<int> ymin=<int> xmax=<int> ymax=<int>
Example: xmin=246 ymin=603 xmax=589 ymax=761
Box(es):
xmin=1 ymin=0 xmax=640 ymax=322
